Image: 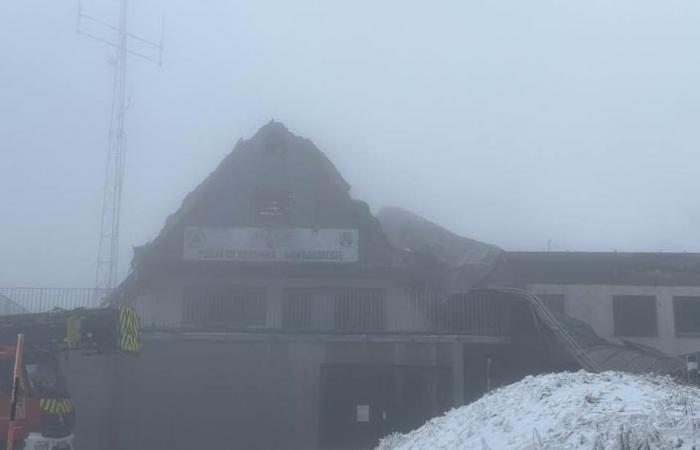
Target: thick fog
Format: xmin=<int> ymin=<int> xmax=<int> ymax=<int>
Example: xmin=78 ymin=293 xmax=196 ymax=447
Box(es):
xmin=1 ymin=0 xmax=699 ymax=287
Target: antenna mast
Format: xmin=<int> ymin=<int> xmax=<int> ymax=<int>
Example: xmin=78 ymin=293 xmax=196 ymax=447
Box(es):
xmin=78 ymin=0 xmax=164 ymax=292
xmin=97 ymin=0 xmax=128 ymax=292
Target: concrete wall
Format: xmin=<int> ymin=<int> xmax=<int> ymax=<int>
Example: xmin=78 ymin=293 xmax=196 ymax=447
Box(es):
xmin=62 ymin=335 xmax=482 ymax=450
xmin=530 ymin=284 xmax=700 ymax=356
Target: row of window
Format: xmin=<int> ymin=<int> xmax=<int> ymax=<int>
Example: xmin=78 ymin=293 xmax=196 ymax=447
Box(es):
xmin=181 ymin=286 xmax=699 ymax=336
xmin=182 ymin=286 xmax=387 ymax=331
xmin=180 ymin=286 xmax=511 ymax=334
xmin=538 ymin=293 xmax=700 ymax=336
xmin=283 ymin=288 xmax=386 ymax=331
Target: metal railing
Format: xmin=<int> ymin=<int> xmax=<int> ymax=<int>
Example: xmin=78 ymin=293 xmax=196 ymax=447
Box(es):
xmin=0 ymin=288 xmax=111 ymax=315
xmin=495 ymin=287 xmax=601 ymax=372
xmin=406 ymin=290 xmax=512 ymax=335
xmin=1 ymin=287 xmax=513 ymax=336
xmin=173 ymin=287 xmax=512 ymax=335
xmin=182 ymin=285 xmax=267 ymax=326
xmin=281 ymin=288 xmax=386 ymax=332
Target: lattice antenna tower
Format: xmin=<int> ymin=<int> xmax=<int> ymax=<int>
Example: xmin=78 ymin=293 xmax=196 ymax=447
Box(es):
xmin=77 ymin=0 xmax=164 ymax=291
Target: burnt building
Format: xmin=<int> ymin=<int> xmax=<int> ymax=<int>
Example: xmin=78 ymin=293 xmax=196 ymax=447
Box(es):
xmin=63 ymin=122 xmax=692 ymax=450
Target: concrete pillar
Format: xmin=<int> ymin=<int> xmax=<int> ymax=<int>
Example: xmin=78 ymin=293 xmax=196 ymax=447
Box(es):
xmin=451 ymin=342 xmax=465 ymax=407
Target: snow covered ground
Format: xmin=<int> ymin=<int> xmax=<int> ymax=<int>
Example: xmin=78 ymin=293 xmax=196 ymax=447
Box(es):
xmin=377 ymin=371 xmax=700 ymax=450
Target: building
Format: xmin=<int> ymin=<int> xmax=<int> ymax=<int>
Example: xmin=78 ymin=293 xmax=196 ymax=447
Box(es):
xmin=508 ymin=251 xmax=700 ymax=356
xmin=62 ymin=122 xmax=696 ymax=450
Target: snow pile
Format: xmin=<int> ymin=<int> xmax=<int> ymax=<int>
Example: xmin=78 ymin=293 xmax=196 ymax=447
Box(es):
xmin=377 ymin=371 xmax=700 ymax=450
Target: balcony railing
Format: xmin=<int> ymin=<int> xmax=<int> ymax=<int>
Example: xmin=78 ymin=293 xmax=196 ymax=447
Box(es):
xmin=405 ymin=291 xmax=511 ymax=336
xmin=171 ymin=287 xmax=512 ymax=336
xmin=0 ymin=286 xmax=512 ymax=337
xmin=0 ymin=286 xmax=512 ymax=338
xmin=0 ymin=287 xmax=110 ymax=314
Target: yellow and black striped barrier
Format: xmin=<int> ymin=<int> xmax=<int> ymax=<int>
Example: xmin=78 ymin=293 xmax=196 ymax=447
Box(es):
xmin=118 ymin=305 xmax=141 ymax=353
xmin=39 ymin=398 xmax=74 ymax=414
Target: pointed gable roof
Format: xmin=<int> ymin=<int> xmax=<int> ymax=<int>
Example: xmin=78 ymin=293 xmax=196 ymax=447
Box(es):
xmin=159 ymin=121 xmax=351 ymax=233
xmin=129 ymin=121 xmax=402 ymax=274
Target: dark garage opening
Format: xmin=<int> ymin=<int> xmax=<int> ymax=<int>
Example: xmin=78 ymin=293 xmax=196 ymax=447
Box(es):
xmin=319 ymin=364 xmax=451 ymax=450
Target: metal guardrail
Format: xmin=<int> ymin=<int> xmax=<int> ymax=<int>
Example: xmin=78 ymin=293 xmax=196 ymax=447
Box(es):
xmin=0 ymin=288 xmax=111 ymax=314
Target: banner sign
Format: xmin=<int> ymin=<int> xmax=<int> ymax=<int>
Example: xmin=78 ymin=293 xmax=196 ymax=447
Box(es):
xmin=183 ymin=227 xmax=359 ymax=263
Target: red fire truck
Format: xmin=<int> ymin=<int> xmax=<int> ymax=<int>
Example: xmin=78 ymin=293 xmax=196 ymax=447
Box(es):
xmin=0 ymin=306 xmax=140 ymax=450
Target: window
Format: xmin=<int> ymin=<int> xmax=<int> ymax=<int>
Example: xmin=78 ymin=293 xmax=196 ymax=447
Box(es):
xmin=674 ymin=296 xmax=700 ymax=334
xmin=283 ymin=288 xmax=386 ymax=332
xmin=612 ymin=295 xmax=658 ymax=337
xmin=409 ymin=291 xmax=511 ymax=335
xmin=183 ymin=285 xmax=266 ymax=327
xmin=282 ymin=288 xmax=328 ymax=331
xmin=538 ymin=294 xmax=565 ymax=314
xmin=283 ymin=290 xmax=316 ymax=330
xmin=334 ymin=289 xmax=386 ymax=332
xmin=254 ymin=187 xmax=292 ymax=224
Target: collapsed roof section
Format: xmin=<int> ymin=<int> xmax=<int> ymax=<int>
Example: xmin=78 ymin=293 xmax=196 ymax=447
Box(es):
xmin=374 ymin=209 xmax=690 ymax=377
xmin=491 ymin=288 xmax=689 ymax=378
xmin=376 ymin=206 xmax=512 ymax=291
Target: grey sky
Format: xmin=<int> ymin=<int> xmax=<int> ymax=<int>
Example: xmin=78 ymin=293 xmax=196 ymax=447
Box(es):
xmin=1 ymin=0 xmax=699 ymax=287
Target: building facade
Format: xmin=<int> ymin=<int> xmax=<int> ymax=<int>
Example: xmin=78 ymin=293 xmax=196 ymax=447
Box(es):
xmin=508 ymin=252 xmax=700 ymax=356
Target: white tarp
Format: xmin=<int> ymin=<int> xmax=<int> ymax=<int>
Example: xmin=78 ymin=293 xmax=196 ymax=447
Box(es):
xmin=183 ymin=227 xmax=359 ymax=263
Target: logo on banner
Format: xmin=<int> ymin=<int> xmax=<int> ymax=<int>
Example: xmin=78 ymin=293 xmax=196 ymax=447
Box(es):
xmin=185 ymin=228 xmax=207 ymax=248
xmin=339 ymin=231 xmax=355 ymax=248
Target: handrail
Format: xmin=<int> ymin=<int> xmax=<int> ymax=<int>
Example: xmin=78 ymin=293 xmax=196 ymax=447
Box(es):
xmin=489 ymin=287 xmax=602 ymax=372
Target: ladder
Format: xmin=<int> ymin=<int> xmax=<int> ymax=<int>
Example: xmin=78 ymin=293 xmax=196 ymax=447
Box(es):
xmin=495 ymin=287 xmax=602 ymax=372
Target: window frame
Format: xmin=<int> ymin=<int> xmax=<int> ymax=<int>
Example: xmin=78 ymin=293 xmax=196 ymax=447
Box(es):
xmin=612 ymin=295 xmax=658 ymax=337
xmin=282 ymin=287 xmax=387 ymax=332
xmin=333 ymin=288 xmax=386 ymax=332
xmin=182 ymin=285 xmax=267 ymax=328
xmin=673 ymin=296 xmax=700 ymax=336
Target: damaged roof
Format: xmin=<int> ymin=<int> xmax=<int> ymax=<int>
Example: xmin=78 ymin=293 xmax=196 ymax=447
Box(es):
xmin=376 ymin=206 xmax=512 ymax=290
xmin=513 ymin=288 xmax=687 ymax=376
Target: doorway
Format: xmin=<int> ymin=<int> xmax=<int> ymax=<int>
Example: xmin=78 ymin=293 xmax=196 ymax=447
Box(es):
xmin=319 ymin=364 xmax=451 ymax=450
